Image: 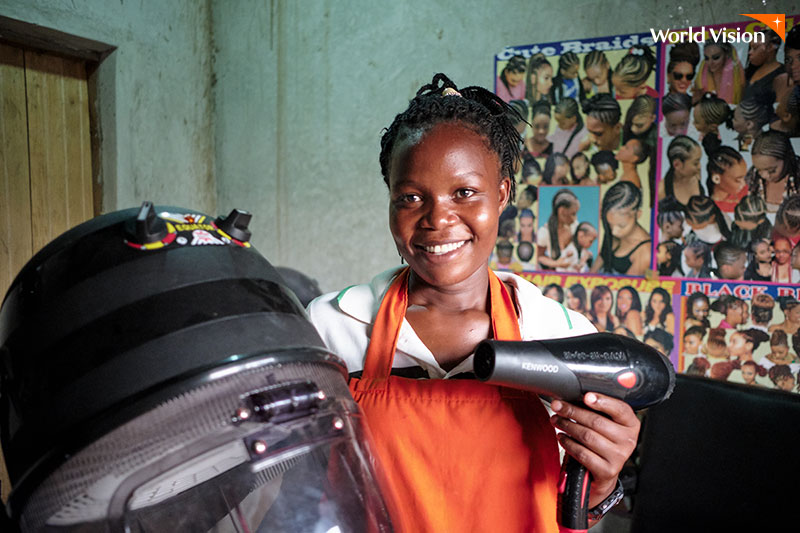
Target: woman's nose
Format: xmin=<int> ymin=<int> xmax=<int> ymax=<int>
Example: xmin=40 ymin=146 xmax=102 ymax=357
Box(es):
xmin=423 ymin=198 xmax=456 ymax=228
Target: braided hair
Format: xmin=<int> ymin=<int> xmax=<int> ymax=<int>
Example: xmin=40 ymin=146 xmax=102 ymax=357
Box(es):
xmin=598 ymin=181 xmax=642 ymax=271
xmin=380 ymin=73 xmax=523 ymax=199
xmin=582 ymin=93 xmax=621 ymax=126
xmin=747 ymin=130 xmax=800 ymax=201
xmin=613 ymin=45 xmax=657 ymax=89
xmin=695 ymin=92 xmax=733 ymax=131
xmin=706 ymin=146 xmax=744 ymax=197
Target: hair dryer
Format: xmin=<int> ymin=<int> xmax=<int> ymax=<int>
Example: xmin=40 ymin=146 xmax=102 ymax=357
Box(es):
xmin=474 ymin=332 xmax=675 ymax=532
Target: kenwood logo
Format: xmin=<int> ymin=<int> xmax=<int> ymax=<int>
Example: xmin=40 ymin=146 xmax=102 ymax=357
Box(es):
xmin=521 ymin=362 xmax=559 ymax=373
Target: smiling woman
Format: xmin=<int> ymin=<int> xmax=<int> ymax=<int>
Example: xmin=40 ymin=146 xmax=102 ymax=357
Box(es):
xmin=306 ymin=73 xmax=640 ymax=532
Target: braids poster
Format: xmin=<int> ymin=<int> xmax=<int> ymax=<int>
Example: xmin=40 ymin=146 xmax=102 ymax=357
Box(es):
xmin=492 ymin=16 xmax=800 ymax=394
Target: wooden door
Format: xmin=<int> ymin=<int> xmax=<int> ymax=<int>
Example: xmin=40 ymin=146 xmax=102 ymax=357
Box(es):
xmin=0 ymin=41 xmax=94 ymax=503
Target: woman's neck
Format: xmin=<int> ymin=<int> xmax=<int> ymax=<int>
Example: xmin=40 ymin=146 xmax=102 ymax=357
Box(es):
xmin=407 ymin=269 xmax=490 ymax=313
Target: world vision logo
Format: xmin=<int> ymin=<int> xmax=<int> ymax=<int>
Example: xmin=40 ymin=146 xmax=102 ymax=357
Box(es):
xmin=740 ymin=13 xmax=786 ymax=41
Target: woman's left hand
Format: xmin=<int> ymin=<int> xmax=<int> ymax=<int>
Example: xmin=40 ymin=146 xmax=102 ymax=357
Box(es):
xmin=549 ymin=392 xmax=640 ymax=509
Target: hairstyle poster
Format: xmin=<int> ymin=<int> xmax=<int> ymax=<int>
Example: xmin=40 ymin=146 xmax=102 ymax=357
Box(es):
xmin=494 ymin=15 xmax=800 ymax=394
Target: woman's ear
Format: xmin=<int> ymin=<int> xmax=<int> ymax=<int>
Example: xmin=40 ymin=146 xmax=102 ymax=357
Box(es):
xmin=498 ymin=177 xmax=512 ymax=212
xmin=712 ymin=173 xmax=721 ymax=184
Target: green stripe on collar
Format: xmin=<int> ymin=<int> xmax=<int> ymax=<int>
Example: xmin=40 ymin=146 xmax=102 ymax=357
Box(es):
xmin=559 ymin=303 xmax=573 ymax=329
xmin=336 ymin=285 xmax=356 ymax=304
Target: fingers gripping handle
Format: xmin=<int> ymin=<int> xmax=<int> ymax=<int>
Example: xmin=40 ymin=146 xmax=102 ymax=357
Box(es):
xmin=557 ymin=457 xmax=590 ymax=533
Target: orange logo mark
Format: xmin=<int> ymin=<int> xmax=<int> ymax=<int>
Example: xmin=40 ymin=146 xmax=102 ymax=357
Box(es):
xmin=740 ymin=13 xmax=786 ymax=41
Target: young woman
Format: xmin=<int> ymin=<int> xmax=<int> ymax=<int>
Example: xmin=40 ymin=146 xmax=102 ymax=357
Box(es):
xmin=746 ymin=130 xmax=800 ymax=216
xmin=592 ymin=181 xmax=651 ymax=276
xmin=536 ymin=188 xmax=580 ymax=270
xmin=661 ymin=92 xmax=692 ymax=137
xmin=744 ymin=238 xmax=774 ymax=282
xmin=658 ymin=135 xmax=703 ymax=207
xmin=570 ymin=152 xmax=592 ymax=185
xmin=666 ymin=42 xmax=700 ymax=96
xmin=566 ymin=283 xmax=589 ymax=315
xmin=693 ymin=40 xmax=745 ymax=105
xmin=685 ymin=291 xmax=711 ymax=330
xmin=526 ymin=54 xmax=554 ymax=104
xmin=644 ymin=287 xmax=675 ymax=334
xmin=589 ymin=285 xmax=619 ymax=332
xmin=710 ymin=295 xmax=749 ymax=329
xmin=771 ymin=236 xmax=793 ymax=283
xmin=523 ymin=101 xmax=554 ymax=159
xmin=496 ymin=55 xmax=527 ymax=103
xmin=582 ymin=50 xmax=613 ymax=97
xmin=684 ymin=195 xmax=731 ymax=247
xmin=615 ymin=286 xmax=644 ymax=337
xmin=611 ymin=45 xmax=658 ymax=99
xmin=550 ymin=51 xmax=584 ymax=103
xmin=729 ymin=195 xmax=772 ymax=251
xmin=727 ymin=329 xmax=769 ymax=362
xmin=308 ymin=74 xmax=638 ymax=531
xmin=550 ymin=97 xmax=590 ymax=159
xmin=706 ymin=146 xmax=748 ymax=214
xmin=743 ymin=29 xmax=790 ymax=126
xmin=731 ymin=97 xmax=770 ymax=151
xmin=693 ymin=92 xmax=733 ymax=142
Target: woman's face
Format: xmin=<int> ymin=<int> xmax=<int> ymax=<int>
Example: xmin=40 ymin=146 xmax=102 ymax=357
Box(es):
xmin=557 ymin=203 xmax=579 ymax=226
xmin=728 ymin=332 xmax=753 ymax=359
xmin=741 ymin=364 xmax=757 ymax=384
xmin=692 ymin=298 xmax=710 ymax=320
xmin=617 ymin=289 xmax=633 ymax=313
xmin=752 ymin=154 xmax=786 ymax=183
xmin=543 ymin=286 xmax=560 ymax=300
xmin=595 ymin=291 xmax=613 ymax=314
xmin=388 ymin=123 xmax=510 ymax=290
xmin=771 ymin=344 xmax=790 ymax=363
xmin=692 ymin=107 xmax=712 ymax=135
xmin=662 ymin=217 xmax=684 ymax=240
xmin=704 ymin=44 xmax=726 ymax=74
xmin=554 ymin=111 xmax=577 ymax=131
xmin=787 ymin=304 xmax=800 ymax=323
xmin=585 ymin=64 xmax=609 ymax=87
xmin=571 ymin=156 xmax=589 ymax=179
xmin=567 ymin=290 xmax=582 ymax=311
xmin=668 ymin=61 xmax=694 ymax=93
xmin=726 ymin=302 xmax=747 ymax=326
xmin=505 ymin=69 xmax=524 ymax=88
xmin=664 ymin=109 xmax=690 ymax=137
xmin=534 ymin=65 xmax=554 ymax=97
xmin=774 ymin=239 xmax=792 ymax=266
xmin=606 ymin=207 xmax=638 ymax=239
xmin=649 ymin=292 xmax=665 ymax=315
xmin=553 ymin=163 xmax=570 ymax=185
xmin=519 ymin=216 xmax=534 ymax=239
xmin=630 ymin=113 xmax=656 ymax=135
xmin=531 ymin=113 xmax=550 ymax=143
xmin=684 ymin=333 xmax=702 ymax=354
xmin=755 ymin=241 xmax=772 ymax=262
xmin=714 ymin=160 xmax=748 ymax=197
xmin=777 ymin=375 xmax=796 ymax=392
xmin=747 ymin=41 xmax=772 ymax=67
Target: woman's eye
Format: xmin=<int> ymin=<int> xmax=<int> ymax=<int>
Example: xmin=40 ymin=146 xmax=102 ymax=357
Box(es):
xmin=456 ymin=188 xmax=476 ymax=199
xmin=395 ymin=193 xmax=421 ymax=205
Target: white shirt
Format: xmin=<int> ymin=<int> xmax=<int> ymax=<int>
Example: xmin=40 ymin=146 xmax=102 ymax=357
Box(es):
xmin=307 ymin=266 xmax=597 ymax=378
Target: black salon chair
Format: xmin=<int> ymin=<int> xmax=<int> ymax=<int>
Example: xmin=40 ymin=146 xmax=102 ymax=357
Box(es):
xmin=631 ymin=374 xmax=800 ymax=532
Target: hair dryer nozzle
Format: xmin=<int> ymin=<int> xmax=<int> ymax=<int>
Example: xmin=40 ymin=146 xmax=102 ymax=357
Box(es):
xmin=474 ymin=332 xmax=675 ymax=410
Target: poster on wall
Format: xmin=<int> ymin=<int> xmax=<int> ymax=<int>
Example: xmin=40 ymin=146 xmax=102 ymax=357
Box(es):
xmin=493 ymin=15 xmax=800 ymax=394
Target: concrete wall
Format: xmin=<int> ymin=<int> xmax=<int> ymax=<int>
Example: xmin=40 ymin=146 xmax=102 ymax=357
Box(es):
xmin=0 ymin=0 xmax=216 ymax=214
xmin=3 ymin=0 xmax=800 ymax=295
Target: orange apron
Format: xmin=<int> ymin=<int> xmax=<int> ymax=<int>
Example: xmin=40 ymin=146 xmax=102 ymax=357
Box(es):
xmin=349 ymin=268 xmax=560 ymax=532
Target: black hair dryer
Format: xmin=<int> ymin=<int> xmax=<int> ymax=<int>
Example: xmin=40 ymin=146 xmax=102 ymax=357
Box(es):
xmin=474 ymin=332 xmax=675 ymax=532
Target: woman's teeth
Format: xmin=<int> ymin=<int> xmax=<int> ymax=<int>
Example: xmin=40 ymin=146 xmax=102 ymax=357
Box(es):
xmin=424 ymin=241 xmax=466 ymax=254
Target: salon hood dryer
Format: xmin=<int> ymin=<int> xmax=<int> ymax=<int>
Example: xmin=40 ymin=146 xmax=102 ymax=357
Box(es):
xmin=0 ymin=203 xmax=393 ymax=532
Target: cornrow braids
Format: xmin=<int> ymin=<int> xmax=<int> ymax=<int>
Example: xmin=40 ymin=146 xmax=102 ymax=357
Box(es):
xmin=696 ymin=92 xmax=733 ymax=130
xmin=661 ymin=91 xmax=692 ymax=115
xmin=380 ymin=73 xmax=523 ymax=199
xmin=734 ymin=194 xmax=767 ymax=223
xmin=558 ymin=51 xmax=580 ymax=72
xmin=735 ymin=97 xmax=770 ymax=132
xmin=584 ymin=50 xmax=610 ymax=71
xmin=686 ymin=195 xmax=731 ymax=239
xmin=664 ymin=135 xmax=700 ymax=198
xmin=582 ymin=93 xmax=621 ymax=125
xmin=776 ymin=195 xmax=800 ymax=237
xmin=706 ymin=146 xmax=744 ymax=197
xmin=747 ymin=130 xmax=800 ymax=200
xmin=614 ymin=45 xmax=656 ymax=88
xmin=624 ymin=94 xmax=656 ymax=134
xmin=546 ymin=188 xmax=579 ymax=260
xmin=598 ymin=181 xmax=641 ymax=270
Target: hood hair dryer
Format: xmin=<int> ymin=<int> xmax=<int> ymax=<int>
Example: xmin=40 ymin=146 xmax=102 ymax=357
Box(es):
xmin=474 ymin=332 xmax=675 ymax=533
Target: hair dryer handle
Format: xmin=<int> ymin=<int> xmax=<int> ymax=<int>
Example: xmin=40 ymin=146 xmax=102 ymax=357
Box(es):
xmin=557 ymin=456 xmax=590 ymax=533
